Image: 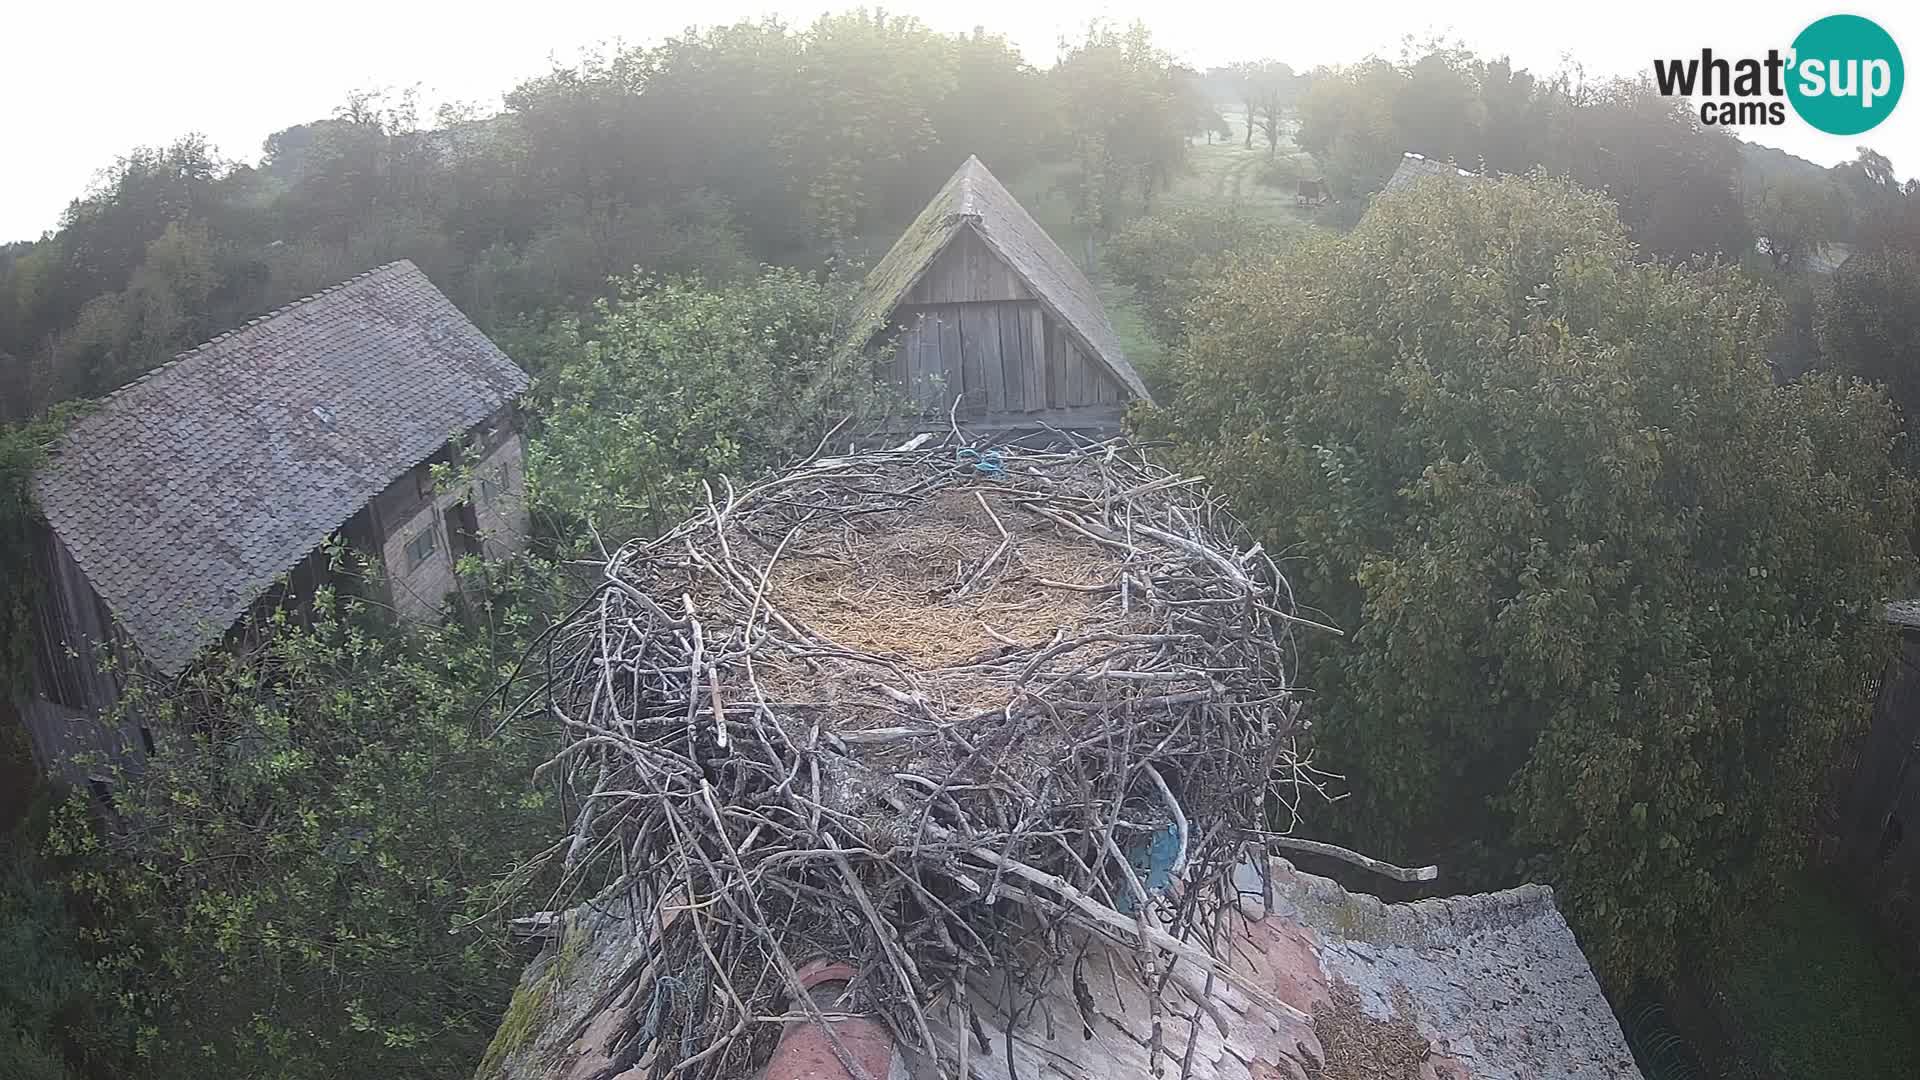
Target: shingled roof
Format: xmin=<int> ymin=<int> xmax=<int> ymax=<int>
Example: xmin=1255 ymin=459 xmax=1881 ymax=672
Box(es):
xmin=854 ymin=155 xmax=1150 ymax=401
xmin=1381 ymin=151 xmax=1483 ymax=195
xmin=34 ymin=260 xmax=529 ymax=676
xmin=484 ymin=858 xmax=1641 ymax=1080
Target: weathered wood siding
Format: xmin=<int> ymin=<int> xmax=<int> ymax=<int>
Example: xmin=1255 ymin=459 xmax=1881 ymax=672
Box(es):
xmin=18 ymin=697 xmax=146 ymax=788
xmin=27 ymin=525 xmax=123 ymax=712
xmin=17 ymin=524 xmax=147 ymax=787
xmin=883 ymin=223 xmax=1126 ymax=430
xmin=902 ymin=226 xmax=1034 ymax=305
xmin=887 ymin=301 xmax=1125 ymax=425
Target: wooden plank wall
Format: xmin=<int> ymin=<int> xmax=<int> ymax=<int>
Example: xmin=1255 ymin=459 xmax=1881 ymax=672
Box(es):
xmin=19 ymin=524 xmax=147 ymax=786
xmin=882 ymin=226 xmax=1127 ymax=427
xmin=903 ymin=227 xmax=1034 ymax=305
xmin=18 ymin=696 xmax=145 ymax=789
xmin=28 ymin=525 xmax=124 ymax=713
xmin=887 ymin=301 xmax=1127 ymax=420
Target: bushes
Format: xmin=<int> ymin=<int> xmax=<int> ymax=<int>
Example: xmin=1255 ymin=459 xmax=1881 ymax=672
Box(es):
xmin=1145 ymin=175 xmax=1913 ymax=980
xmin=43 ymin=563 xmax=562 ymax=1080
xmin=0 ymin=792 xmax=101 ymax=1080
xmin=1104 ymin=204 xmax=1297 ymax=347
xmin=527 ymin=267 xmax=885 ymax=542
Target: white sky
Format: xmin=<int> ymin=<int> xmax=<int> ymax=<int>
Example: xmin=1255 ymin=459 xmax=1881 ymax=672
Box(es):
xmin=4 ymin=1 xmax=1917 ymax=243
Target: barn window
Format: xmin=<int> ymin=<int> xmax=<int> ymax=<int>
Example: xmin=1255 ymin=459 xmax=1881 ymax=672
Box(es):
xmin=480 ymin=469 xmax=500 ymax=504
xmin=405 ymin=525 xmax=438 ymax=569
xmin=139 ymin=726 xmax=156 ymax=755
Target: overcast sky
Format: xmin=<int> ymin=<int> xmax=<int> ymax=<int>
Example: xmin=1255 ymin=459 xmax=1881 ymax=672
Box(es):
xmin=4 ymin=1 xmax=1916 ymax=243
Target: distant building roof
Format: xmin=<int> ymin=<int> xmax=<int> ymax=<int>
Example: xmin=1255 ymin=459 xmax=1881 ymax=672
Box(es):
xmin=1381 ymin=151 xmax=1483 ymax=196
xmin=1754 ymin=237 xmax=1856 ymax=274
xmin=483 ymin=858 xmax=1642 ymax=1080
xmin=854 ymin=155 xmax=1150 ymax=402
xmin=1805 ymin=241 xmax=1856 ymax=274
xmin=1885 ymin=600 xmax=1920 ymax=629
xmin=34 ymin=260 xmax=529 ymax=675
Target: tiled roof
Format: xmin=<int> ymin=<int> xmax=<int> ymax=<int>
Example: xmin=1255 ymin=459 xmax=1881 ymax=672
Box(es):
xmin=853 ymin=155 xmax=1151 ymax=403
xmin=34 ymin=261 xmax=528 ymax=676
xmin=1381 ymin=151 xmax=1483 ymax=195
xmin=489 ymin=859 xmax=1641 ymax=1080
xmin=1885 ymin=599 xmax=1920 ymax=629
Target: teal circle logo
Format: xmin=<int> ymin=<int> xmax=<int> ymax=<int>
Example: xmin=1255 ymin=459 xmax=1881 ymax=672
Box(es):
xmin=1787 ymin=14 xmax=1903 ymax=135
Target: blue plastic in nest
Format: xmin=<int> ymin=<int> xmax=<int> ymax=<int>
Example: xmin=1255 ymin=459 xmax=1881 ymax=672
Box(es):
xmin=955 ymin=447 xmax=1005 ymax=478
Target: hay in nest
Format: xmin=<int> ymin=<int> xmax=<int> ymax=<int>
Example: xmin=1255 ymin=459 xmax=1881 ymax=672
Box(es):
xmin=523 ymin=436 xmax=1335 ymax=1079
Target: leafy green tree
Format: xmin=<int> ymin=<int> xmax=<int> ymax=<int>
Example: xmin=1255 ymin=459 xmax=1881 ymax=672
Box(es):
xmin=1051 ymin=22 xmax=1193 ymax=244
xmin=785 ymin=10 xmax=955 ymax=247
xmin=1557 ymin=81 xmax=1750 ymax=261
xmin=1104 ymin=204 xmax=1298 ymax=346
xmin=926 ymin=30 xmax=1051 ymax=204
xmin=0 ymin=822 xmax=100 ymax=1080
xmin=1818 ymin=246 xmax=1920 ymax=456
xmin=1750 ymin=178 xmax=1850 ymax=271
xmin=44 ymin=567 xmax=559 ymax=1080
xmin=1145 ymin=176 xmax=1913 ymax=980
xmin=1239 ymin=61 xmax=1297 ymax=160
xmin=1296 ymin=59 xmax=1406 ymax=196
xmin=527 ymin=268 xmax=881 ymax=541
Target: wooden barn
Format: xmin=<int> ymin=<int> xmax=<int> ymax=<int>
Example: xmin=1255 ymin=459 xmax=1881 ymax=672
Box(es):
xmin=15 ymin=261 xmax=532 ymax=790
xmin=854 ymin=156 xmax=1151 ymax=431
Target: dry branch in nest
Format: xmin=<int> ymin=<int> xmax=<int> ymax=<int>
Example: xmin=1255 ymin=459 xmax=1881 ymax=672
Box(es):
xmin=521 ymin=434 xmax=1339 ymax=1079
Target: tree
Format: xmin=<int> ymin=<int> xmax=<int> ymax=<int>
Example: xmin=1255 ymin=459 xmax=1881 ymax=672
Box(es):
xmin=1295 ymin=59 xmax=1405 ymax=196
xmin=1145 ymin=175 xmax=1913 ymax=980
xmin=1239 ymin=61 xmax=1297 ymax=160
xmin=929 ymin=29 xmax=1051 ymax=186
xmin=1557 ymin=81 xmax=1751 ymax=261
xmin=1818 ymin=246 xmax=1920 ymax=456
xmin=527 ymin=268 xmax=884 ymax=541
xmin=45 ymin=565 xmax=560 ymax=1080
xmin=1105 ymin=204 xmax=1298 ymax=346
xmin=1051 ymin=22 xmax=1192 ymax=242
xmin=784 ymin=10 xmax=955 ymax=248
xmin=1750 ymin=177 xmax=1849 ymax=271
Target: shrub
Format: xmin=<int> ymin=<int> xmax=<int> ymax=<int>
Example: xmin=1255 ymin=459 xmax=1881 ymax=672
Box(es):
xmin=45 ymin=563 xmax=561 ymax=1080
xmin=0 ymin=799 xmax=102 ymax=1080
xmin=527 ymin=267 xmax=884 ymax=541
xmin=1104 ymin=205 xmax=1297 ymax=347
xmin=1144 ymin=175 xmax=1914 ymax=980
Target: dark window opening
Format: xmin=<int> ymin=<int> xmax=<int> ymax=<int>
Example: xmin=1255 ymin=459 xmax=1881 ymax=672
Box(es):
xmin=86 ymin=776 xmax=112 ymax=808
xmin=139 ymin=726 xmax=156 ymax=756
xmin=405 ymin=524 xmax=438 ymax=569
xmin=449 ymin=501 xmax=482 ymax=561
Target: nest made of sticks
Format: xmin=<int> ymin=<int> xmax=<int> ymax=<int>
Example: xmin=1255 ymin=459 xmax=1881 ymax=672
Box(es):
xmin=526 ymin=436 xmax=1335 ymax=1079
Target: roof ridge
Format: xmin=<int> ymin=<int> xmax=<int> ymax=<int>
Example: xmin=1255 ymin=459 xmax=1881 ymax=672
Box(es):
xmin=953 ymin=155 xmax=987 ymax=220
xmin=80 ymin=261 xmax=416 ymax=416
xmin=1268 ymin=857 xmax=1560 ymax=945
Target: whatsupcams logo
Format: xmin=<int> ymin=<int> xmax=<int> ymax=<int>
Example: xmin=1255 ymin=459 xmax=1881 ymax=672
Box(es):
xmin=1652 ymin=14 xmax=1903 ymax=134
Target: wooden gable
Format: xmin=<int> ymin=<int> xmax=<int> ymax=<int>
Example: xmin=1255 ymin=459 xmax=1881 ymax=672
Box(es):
xmin=883 ymin=224 xmax=1128 ymax=428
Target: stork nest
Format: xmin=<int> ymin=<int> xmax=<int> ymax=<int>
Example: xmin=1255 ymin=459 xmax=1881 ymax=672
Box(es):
xmin=522 ymin=436 xmax=1334 ymax=1079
